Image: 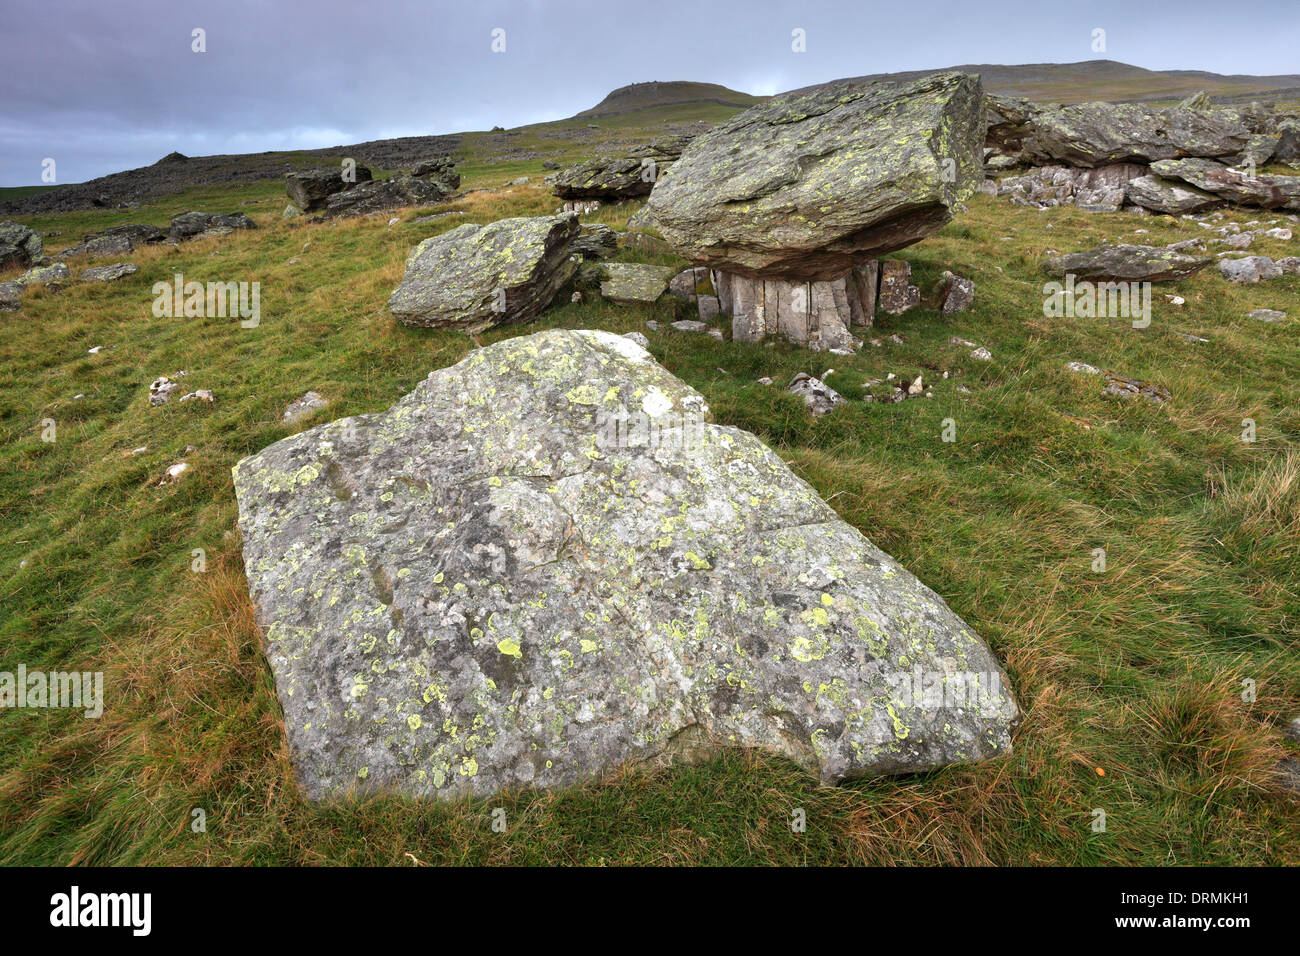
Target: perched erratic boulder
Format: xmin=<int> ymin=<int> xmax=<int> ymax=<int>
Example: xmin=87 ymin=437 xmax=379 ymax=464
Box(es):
xmin=388 ymin=214 xmax=580 ymax=332
xmin=286 ymin=165 xmax=374 ymax=212
xmin=1043 ymin=244 xmax=1212 ymax=282
xmin=552 ymin=157 xmax=658 ymax=200
xmin=0 ymin=221 xmax=43 ymax=268
xmin=324 ymin=174 xmax=456 ymax=218
xmin=232 ymin=329 xmax=1018 ymax=800
xmin=169 ymin=211 xmax=256 ymax=240
xmin=647 ymin=72 xmax=987 ymax=280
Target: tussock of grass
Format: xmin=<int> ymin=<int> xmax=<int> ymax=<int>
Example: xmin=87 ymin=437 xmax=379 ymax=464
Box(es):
xmin=0 ymin=160 xmax=1297 ymax=865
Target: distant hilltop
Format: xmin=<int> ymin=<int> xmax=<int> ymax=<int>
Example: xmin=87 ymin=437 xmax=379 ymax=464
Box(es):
xmin=574 ymin=81 xmax=765 ymax=118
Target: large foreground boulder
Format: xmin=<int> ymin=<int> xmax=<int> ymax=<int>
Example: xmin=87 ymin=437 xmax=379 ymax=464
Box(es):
xmin=388 ymin=214 xmax=580 ymax=331
xmin=646 ymin=72 xmax=986 ymax=280
xmin=286 ymin=165 xmax=374 ymax=212
xmin=233 ymin=329 xmax=1018 ymax=800
xmin=0 ymin=221 xmax=43 ymax=268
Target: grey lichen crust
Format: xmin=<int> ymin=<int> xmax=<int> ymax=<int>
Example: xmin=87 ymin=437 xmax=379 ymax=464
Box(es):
xmin=645 ymin=72 xmax=987 ymax=280
xmin=388 ymin=214 xmax=580 ymax=332
xmin=233 ymin=329 xmax=1018 ymax=800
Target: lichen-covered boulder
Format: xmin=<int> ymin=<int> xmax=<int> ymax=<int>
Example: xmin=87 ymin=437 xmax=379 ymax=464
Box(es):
xmin=388 ymin=214 xmax=580 ymax=332
xmin=598 ymin=262 xmax=674 ymax=305
xmin=1043 ymin=244 xmax=1212 ymax=282
xmin=233 ymin=329 xmax=1018 ymax=800
xmin=552 ymin=141 xmax=686 ymax=201
xmin=324 ymin=174 xmax=455 ymax=218
xmin=286 ymin=165 xmax=374 ymax=212
xmin=551 ymin=156 xmax=658 ymax=200
xmin=1149 ymin=158 xmax=1300 ymax=210
xmin=1124 ymin=175 xmax=1220 ymax=214
xmin=169 ymin=211 xmax=256 ymax=240
xmin=646 ymin=72 xmax=987 ymax=280
xmin=1020 ymin=102 xmax=1252 ymax=167
xmin=0 ymin=220 xmax=43 ymax=269
xmin=80 ymin=262 xmax=137 ymax=282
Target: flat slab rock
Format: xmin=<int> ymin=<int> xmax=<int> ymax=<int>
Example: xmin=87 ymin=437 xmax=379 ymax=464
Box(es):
xmin=1043 ymin=244 xmax=1211 ymax=282
xmin=598 ymin=262 xmax=674 ymax=305
xmin=646 ymin=72 xmax=986 ymax=280
xmin=233 ymin=329 xmax=1018 ymax=800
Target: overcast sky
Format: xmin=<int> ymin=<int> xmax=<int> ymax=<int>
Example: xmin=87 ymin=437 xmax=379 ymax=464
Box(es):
xmin=3 ymin=0 xmax=1298 ymax=186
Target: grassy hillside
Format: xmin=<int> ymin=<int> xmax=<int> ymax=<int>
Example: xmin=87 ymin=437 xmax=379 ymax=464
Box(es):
xmin=807 ymin=59 xmax=1300 ymax=104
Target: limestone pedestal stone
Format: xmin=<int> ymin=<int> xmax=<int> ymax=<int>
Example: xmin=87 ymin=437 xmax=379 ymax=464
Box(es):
xmin=710 ymin=260 xmax=885 ymax=351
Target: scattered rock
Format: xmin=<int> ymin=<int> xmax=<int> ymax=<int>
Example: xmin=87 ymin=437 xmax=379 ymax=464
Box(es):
xmin=284 ymin=390 xmax=329 ymax=424
xmin=54 ymin=232 xmax=133 ymax=260
xmin=0 ymin=280 xmax=22 ymax=311
xmin=389 ymin=215 xmax=580 ymax=332
xmin=788 ymin=371 xmax=846 ymax=416
xmin=325 ymin=173 xmax=457 ymax=218
xmin=970 ymin=347 xmax=992 ymax=361
xmin=0 ymin=221 xmax=43 ymax=268
xmin=159 ymin=461 xmax=189 ymax=485
xmin=179 ymin=389 xmax=215 ymax=404
xmin=552 ymin=157 xmax=658 ymax=200
xmin=149 ymin=376 xmax=182 ymax=406
xmin=1218 ymin=256 xmax=1282 ymax=282
xmin=1066 ymin=361 xmax=1101 ymax=375
xmin=599 ymin=263 xmax=674 ymax=305
xmin=17 ymin=262 xmax=70 ymax=286
xmin=169 ymin=211 xmax=256 ymax=241
xmin=1102 ymin=372 xmax=1170 ymax=405
xmin=286 ymin=166 xmax=374 ymax=212
xmin=1043 ymin=244 xmax=1211 ymax=282
xmin=569 ymin=223 xmax=619 ymax=259
xmin=878 ymin=260 xmax=920 ymax=314
xmin=937 ymin=270 xmax=975 ymax=314
xmin=1249 ymin=308 xmax=1286 ymax=322
xmin=80 ymin=262 xmax=137 ymax=282
xmin=670 ymin=319 xmax=711 ymax=333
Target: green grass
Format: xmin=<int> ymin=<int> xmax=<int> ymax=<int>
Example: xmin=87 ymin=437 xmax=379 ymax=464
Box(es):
xmin=0 ymin=157 xmax=1297 ymax=865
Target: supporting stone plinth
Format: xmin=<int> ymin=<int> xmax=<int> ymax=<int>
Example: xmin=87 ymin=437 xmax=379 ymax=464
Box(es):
xmin=712 ymin=261 xmax=879 ymax=352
